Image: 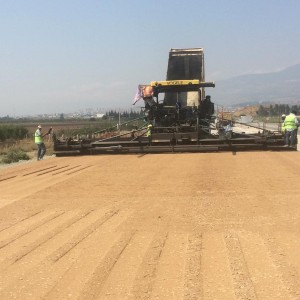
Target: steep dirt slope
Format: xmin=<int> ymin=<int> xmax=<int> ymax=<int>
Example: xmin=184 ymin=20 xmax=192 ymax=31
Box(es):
xmin=0 ymin=152 xmax=300 ymax=299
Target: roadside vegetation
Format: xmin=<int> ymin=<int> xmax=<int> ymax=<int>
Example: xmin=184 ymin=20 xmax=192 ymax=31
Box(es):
xmin=1 ymin=148 xmax=30 ymax=164
xmin=0 ymin=139 xmax=54 ymax=165
xmin=231 ymin=103 xmax=300 ymax=124
xmin=256 ymin=104 xmax=300 ymax=117
xmin=0 ymin=124 xmax=28 ymax=141
xmin=0 ymin=110 xmax=145 ymax=138
xmin=0 ymin=124 xmax=54 ymax=164
xmin=0 ymin=140 xmax=32 ymax=164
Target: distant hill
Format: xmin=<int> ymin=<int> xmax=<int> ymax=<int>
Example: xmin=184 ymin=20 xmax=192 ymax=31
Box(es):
xmin=209 ymin=63 xmax=300 ymax=107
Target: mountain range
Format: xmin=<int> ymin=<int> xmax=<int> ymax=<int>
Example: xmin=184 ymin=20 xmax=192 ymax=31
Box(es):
xmin=209 ymin=63 xmax=300 ymax=107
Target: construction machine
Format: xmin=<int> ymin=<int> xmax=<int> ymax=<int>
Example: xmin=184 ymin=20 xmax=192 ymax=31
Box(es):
xmin=53 ymin=48 xmax=293 ymax=155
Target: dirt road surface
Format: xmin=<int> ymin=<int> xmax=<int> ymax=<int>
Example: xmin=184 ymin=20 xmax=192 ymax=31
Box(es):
xmin=1 ymin=152 xmax=300 ymax=299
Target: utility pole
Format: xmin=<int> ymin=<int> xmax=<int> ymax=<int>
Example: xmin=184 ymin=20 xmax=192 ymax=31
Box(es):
xmin=118 ymin=109 xmax=121 ymax=133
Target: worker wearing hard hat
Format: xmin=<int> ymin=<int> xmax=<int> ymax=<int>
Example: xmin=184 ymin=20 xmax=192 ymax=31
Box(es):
xmin=283 ymin=111 xmax=299 ymax=147
xmin=34 ymin=125 xmax=46 ymax=160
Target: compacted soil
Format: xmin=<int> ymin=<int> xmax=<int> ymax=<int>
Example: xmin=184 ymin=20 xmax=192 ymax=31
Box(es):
xmin=0 ymin=152 xmax=300 ymax=299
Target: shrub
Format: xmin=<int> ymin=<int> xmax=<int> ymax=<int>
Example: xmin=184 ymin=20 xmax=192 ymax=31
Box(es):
xmin=1 ymin=148 xmax=30 ymax=164
xmin=0 ymin=125 xmax=28 ymax=141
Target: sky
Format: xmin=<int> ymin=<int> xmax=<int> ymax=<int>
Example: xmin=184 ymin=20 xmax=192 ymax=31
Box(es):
xmin=1 ymin=0 xmax=300 ymax=116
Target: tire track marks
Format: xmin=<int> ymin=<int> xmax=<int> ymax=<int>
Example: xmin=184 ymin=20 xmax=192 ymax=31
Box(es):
xmin=183 ymin=234 xmax=203 ymax=300
xmin=0 ymin=210 xmax=42 ymax=233
xmin=0 ymin=210 xmax=63 ymax=250
xmin=49 ymin=209 xmax=119 ymax=262
xmin=0 ymin=210 xmax=85 ymax=270
xmin=51 ymin=165 xmax=83 ymax=175
xmin=66 ymin=165 xmax=92 ymax=175
xmin=0 ymin=164 xmax=94 ymax=209
xmin=0 ymin=208 xmax=122 ymax=299
xmin=36 ymin=165 xmax=70 ymax=176
xmin=43 ymin=209 xmax=133 ymax=300
xmin=202 ymin=232 xmax=235 ymax=299
xmin=149 ymin=233 xmax=188 ymax=300
xmin=22 ymin=165 xmax=58 ymax=176
xmin=77 ymin=231 xmax=136 ymax=300
xmin=224 ymin=231 xmax=258 ymax=300
xmin=238 ymin=231 xmax=295 ymax=299
xmin=130 ymin=232 xmax=169 ymax=299
xmin=265 ymin=232 xmax=300 ymax=299
xmin=0 ymin=175 xmax=17 ymax=182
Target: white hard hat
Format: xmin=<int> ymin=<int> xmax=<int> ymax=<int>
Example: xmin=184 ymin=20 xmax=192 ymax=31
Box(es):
xmin=38 ymin=125 xmax=42 ymax=129
xmin=281 ymin=114 xmax=286 ymax=117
